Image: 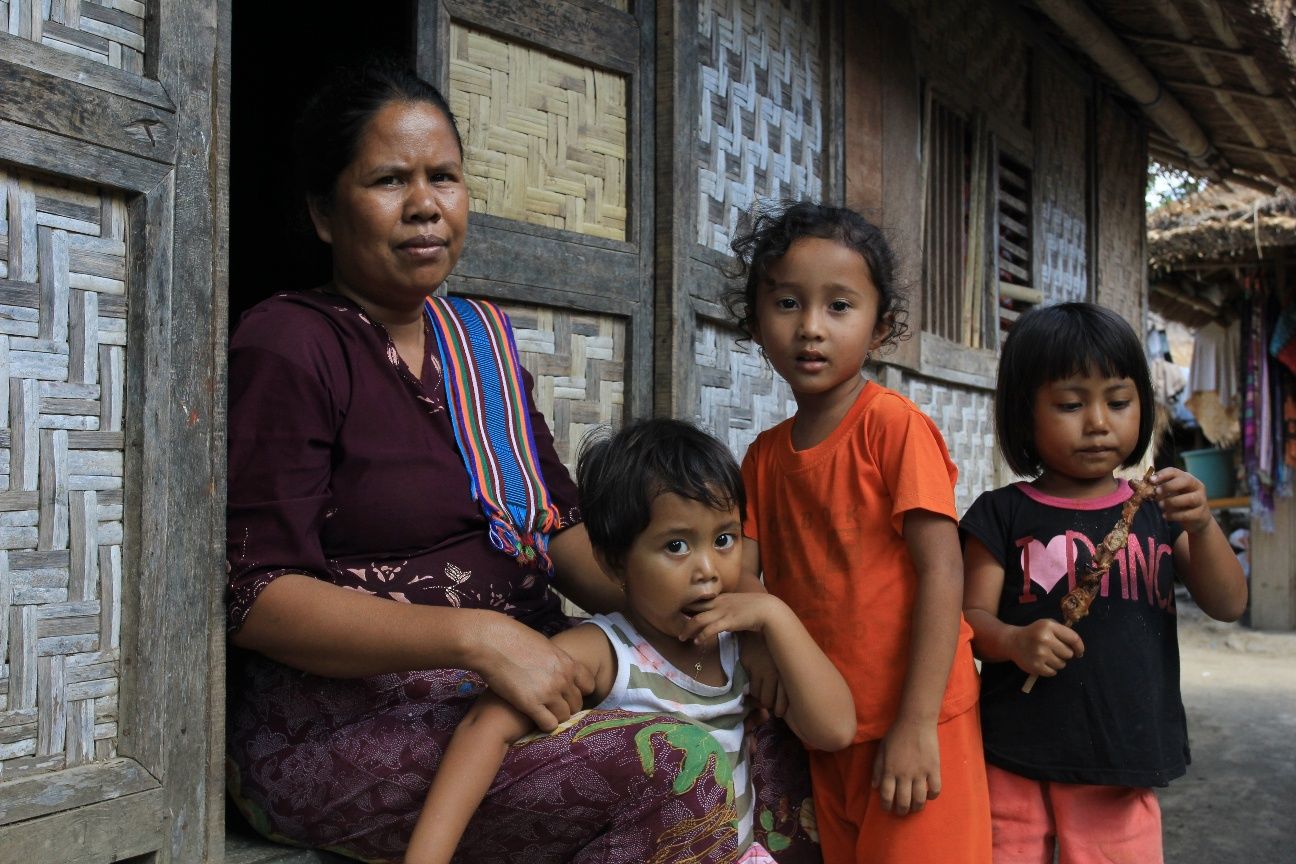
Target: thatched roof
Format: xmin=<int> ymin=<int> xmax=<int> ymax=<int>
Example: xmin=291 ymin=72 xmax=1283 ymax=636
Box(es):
xmin=1148 ymin=187 xmax=1296 ymax=268
xmin=1026 ymin=0 xmax=1296 ymax=192
xmin=1146 ymin=187 xmax=1296 ymax=326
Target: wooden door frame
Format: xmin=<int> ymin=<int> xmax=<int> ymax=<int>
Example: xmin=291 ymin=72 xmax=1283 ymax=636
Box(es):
xmin=416 ymin=0 xmax=656 ymax=421
xmin=0 ymin=0 xmax=226 ymax=859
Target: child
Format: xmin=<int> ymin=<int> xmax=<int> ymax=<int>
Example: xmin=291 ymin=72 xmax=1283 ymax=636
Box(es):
xmin=728 ymin=202 xmax=992 ymax=863
xmin=406 ymin=418 xmax=856 ymax=864
xmin=961 ymin=302 xmax=1247 ymax=863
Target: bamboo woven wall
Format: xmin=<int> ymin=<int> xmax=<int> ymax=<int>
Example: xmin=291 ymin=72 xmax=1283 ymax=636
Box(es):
xmin=696 ymin=0 xmax=824 ymax=254
xmin=1033 ymin=55 xmax=1089 ymax=306
xmin=2 ymin=0 xmax=146 ymax=73
xmin=0 ymin=166 xmax=127 ymax=783
xmin=694 ymin=321 xmax=796 ymax=459
xmin=502 ymin=303 xmax=625 ymax=475
xmin=448 ymin=24 xmax=629 ymax=241
xmin=894 ymin=370 xmax=996 ymax=515
xmin=1096 ymin=95 xmax=1147 ymax=328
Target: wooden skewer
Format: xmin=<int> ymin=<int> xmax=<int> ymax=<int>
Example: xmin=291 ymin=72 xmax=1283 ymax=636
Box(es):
xmin=1021 ymin=468 xmax=1158 ymax=694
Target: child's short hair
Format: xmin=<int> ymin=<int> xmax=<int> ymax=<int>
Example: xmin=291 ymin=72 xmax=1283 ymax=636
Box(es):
xmin=996 ymin=302 xmax=1155 ymax=477
xmin=577 ymin=419 xmax=745 ymax=569
xmin=725 ymin=200 xmax=909 ymax=353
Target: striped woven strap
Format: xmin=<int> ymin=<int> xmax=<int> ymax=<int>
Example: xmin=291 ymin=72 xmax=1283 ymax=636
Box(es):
xmin=424 ymin=296 xmax=560 ymax=570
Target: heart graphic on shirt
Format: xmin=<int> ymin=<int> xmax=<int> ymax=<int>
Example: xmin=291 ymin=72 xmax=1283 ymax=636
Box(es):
xmin=1020 ymin=534 xmax=1073 ymax=594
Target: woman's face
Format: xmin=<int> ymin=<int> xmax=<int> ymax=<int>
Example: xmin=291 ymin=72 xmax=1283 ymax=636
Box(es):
xmin=310 ymin=99 xmax=469 ymax=314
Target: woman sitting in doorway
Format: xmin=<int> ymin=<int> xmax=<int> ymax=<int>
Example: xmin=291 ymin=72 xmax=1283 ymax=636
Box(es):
xmin=225 ymin=59 xmax=818 ymax=862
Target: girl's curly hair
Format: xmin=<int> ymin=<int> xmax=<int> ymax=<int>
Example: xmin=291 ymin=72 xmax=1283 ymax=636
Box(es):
xmin=724 ymin=201 xmax=910 ymax=355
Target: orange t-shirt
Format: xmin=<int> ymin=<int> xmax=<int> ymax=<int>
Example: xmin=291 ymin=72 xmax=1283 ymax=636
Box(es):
xmin=741 ymin=381 xmax=979 ymax=742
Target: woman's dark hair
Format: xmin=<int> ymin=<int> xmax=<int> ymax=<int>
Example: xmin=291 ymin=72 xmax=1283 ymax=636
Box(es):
xmin=996 ymin=302 xmax=1155 ymax=477
xmin=725 ymin=201 xmax=910 ymax=354
xmin=577 ymin=419 xmax=745 ymax=570
xmin=293 ymin=57 xmax=462 ymax=209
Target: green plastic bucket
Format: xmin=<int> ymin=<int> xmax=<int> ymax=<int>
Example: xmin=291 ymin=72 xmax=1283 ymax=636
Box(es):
xmin=1181 ymin=447 xmax=1235 ymax=499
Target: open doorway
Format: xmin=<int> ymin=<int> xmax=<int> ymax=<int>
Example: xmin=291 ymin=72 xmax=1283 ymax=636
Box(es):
xmin=229 ymin=2 xmax=417 ymax=326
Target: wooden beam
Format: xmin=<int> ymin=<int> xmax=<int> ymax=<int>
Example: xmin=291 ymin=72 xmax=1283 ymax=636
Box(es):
xmin=1119 ymin=32 xmax=1253 ymax=59
xmin=1213 ymin=139 xmax=1296 ymax=161
xmin=1163 ymin=78 xmax=1288 ymax=104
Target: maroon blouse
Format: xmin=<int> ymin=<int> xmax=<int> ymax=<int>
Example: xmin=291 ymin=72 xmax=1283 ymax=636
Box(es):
xmin=225 ymin=290 xmax=580 ymax=633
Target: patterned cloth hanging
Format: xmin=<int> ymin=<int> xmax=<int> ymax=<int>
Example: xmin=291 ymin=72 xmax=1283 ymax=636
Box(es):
xmin=424 ymin=296 xmax=561 ymax=570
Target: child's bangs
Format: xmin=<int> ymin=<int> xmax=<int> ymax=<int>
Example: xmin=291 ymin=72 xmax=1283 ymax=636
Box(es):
xmin=1040 ymin=318 xmax=1142 ymax=386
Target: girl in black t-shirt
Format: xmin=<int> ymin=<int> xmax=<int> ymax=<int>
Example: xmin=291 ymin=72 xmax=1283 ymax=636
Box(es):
xmin=960 ymin=303 xmax=1246 ymax=864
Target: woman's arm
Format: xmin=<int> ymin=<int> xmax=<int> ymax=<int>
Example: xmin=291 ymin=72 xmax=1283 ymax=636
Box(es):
xmin=232 ymin=574 xmax=593 ymax=731
xmin=549 ymin=524 xmax=625 ymax=615
xmin=405 ymin=624 xmax=613 ymax=864
xmin=1155 ymin=467 xmax=1247 ymax=621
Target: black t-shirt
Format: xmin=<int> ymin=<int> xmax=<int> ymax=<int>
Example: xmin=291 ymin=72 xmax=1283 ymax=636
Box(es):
xmin=960 ymin=481 xmax=1188 ymax=787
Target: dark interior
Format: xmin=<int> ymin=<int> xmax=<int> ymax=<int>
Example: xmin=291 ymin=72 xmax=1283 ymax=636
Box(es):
xmin=229 ymin=2 xmax=417 ymax=327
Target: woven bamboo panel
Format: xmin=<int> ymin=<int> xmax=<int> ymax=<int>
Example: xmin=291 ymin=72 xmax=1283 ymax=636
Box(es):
xmin=1034 ymin=55 xmax=1089 ymax=306
xmin=3 ymin=0 xmax=147 ymax=74
xmin=591 ymin=0 xmax=628 ymax=9
xmin=1095 ymin=98 xmax=1146 ymax=329
xmin=693 ymin=321 xmax=796 ymax=459
xmin=896 ymin=371 xmax=995 ymax=516
xmin=697 ymin=0 xmax=824 ymax=254
xmin=0 ymin=166 xmax=127 ymax=784
xmin=892 ymin=0 xmax=1028 ymax=128
xmin=500 ymin=302 xmax=625 ymax=474
xmin=448 ymin=25 xmax=628 ymax=241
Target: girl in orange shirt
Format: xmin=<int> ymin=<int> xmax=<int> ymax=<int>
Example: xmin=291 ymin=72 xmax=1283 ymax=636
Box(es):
xmin=724 ymin=202 xmax=991 ymax=863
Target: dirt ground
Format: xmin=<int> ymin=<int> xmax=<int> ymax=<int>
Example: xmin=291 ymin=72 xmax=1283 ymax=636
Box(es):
xmin=1161 ymin=594 xmax=1296 ymax=863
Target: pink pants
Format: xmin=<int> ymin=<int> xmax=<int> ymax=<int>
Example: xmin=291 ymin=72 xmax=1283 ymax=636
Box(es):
xmin=986 ymin=764 xmax=1163 ymax=864
xmin=739 ymin=841 xmax=777 ymax=863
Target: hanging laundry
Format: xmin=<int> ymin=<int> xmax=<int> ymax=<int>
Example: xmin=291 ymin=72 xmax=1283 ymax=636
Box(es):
xmin=1185 ymin=319 xmax=1242 ymax=446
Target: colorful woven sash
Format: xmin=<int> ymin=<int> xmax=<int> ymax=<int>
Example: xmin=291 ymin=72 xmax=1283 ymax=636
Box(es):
xmin=424 ymin=296 xmax=560 ymax=570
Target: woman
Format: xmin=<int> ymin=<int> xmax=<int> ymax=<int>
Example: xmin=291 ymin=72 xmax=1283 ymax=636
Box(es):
xmin=226 ymin=61 xmax=817 ymax=862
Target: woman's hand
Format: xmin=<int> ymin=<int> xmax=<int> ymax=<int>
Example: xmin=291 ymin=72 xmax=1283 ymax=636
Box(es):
xmin=1008 ymin=618 xmax=1084 ymax=677
xmin=871 ymin=717 xmax=940 ymax=815
xmin=471 ymin=615 xmax=594 ymax=731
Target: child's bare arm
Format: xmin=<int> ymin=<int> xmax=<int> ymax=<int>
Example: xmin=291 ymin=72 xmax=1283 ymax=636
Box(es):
xmin=1155 ymin=468 xmax=1248 ymax=622
xmin=962 ymin=536 xmax=1084 ymax=676
xmin=405 ymin=625 xmax=613 ymax=864
xmin=679 ymin=591 xmax=854 ymax=751
xmin=872 ymin=511 xmax=961 ymax=817
xmin=406 ymin=691 xmax=529 ymax=864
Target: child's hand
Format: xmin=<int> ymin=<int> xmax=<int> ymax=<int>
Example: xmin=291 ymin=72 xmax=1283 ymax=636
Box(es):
xmin=871 ymin=717 xmax=940 ymax=815
xmin=1009 ymin=618 xmax=1084 ymax=677
xmin=1150 ymin=467 xmax=1213 ymax=534
xmin=677 ymin=591 xmax=784 ymax=645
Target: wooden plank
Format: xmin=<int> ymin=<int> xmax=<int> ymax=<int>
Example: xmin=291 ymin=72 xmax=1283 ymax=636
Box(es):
xmin=0 ymin=787 xmax=166 ymax=861
xmin=0 ymin=756 xmax=158 ymax=824
xmin=999 ymin=281 xmax=1043 ymax=304
xmin=451 ymin=217 xmax=640 ymax=302
xmin=452 ymin=0 xmax=636 ymax=74
xmin=0 ymin=31 xmax=172 ymax=109
xmin=918 ymin=331 xmax=998 ymax=390
xmin=0 ymin=118 xmax=171 ymax=195
xmin=0 ymin=57 xmax=177 ymax=164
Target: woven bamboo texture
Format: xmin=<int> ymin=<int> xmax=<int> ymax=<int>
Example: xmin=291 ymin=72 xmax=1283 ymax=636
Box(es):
xmin=1033 ymin=56 xmax=1089 ymax=307
xmin=448 ymin=25 xmax=628 ymax=241
xmin=501 ymin=302 xmax=624 ymax=474
xmin=0 ymin=166 xmax=127 ymax=784
xmin=3 ymin=0 xmax=146 ymax=73
xmin=1095 ymin=98 xmax=1147 ymax=329
xmin=896 ymin=371 xmax=995 ymax=516
xmin=693 ymin=321 xmax=795 ymax=459
xmin=697 ymin=0 xmax=824 ymax=255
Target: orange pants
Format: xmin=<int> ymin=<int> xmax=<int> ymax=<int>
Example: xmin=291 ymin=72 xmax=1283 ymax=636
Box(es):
xmin=808 ymin=706 xmax=992 ymax=863
xmin=985 ymin=764 xmax=1163 ymax=864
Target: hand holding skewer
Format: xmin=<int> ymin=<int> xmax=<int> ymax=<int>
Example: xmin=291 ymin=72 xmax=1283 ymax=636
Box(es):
xmin=1022 ymin=467 xmax=1158 ymax=694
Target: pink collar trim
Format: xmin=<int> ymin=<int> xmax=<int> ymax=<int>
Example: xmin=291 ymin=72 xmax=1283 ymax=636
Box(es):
xmin=1014 ymin=479 xmax=1132 ymax=510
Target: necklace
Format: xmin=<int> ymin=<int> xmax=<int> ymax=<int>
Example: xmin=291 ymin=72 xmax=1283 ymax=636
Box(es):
xmin=693 ymin=642 xmax=710 ymax=675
